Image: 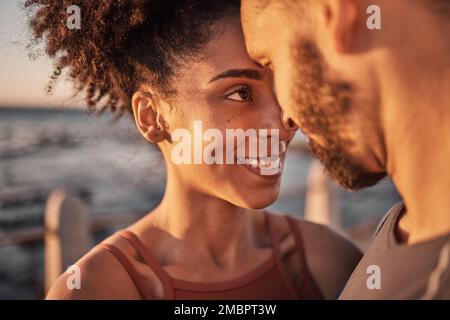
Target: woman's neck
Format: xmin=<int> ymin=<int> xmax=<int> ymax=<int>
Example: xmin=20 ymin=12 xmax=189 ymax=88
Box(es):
xmin=150 ymin=170 xmax=259 ymax=268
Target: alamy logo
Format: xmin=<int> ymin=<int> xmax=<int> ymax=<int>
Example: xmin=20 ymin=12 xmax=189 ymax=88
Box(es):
xmin=66 ymin=5 xmax=81 ymax=30
xmin=66 ymin=265 xmax=81 ymax=290
xmin=366 ymin=265 xmax=381 ymax=290
xmin=170 ymin=120 xmax=285 ymax=176
xmin=367 ymin=5 xmax=382 ymax=30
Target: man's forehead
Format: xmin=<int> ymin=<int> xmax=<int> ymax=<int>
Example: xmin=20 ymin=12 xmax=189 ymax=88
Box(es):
xmin=242 ymin=0 xmax=270 ymax=10
xmin=242 ymin=0 xmax=296 ymax=20
xmin=242 ymin=0 xmax=271 ymax=18
xmin=241 ymin=0 xmax=274 ymax=32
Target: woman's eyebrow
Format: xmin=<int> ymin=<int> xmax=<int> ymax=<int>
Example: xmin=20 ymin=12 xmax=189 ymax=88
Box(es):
xmin=208 ymin=69 xmax=262 ymax=83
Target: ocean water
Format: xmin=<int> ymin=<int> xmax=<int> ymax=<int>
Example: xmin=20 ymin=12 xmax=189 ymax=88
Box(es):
xmin=0 ymin=107 xmax=401 ymax=299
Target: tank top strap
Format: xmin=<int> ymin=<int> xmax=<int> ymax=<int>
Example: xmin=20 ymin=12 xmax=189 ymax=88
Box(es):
xmin=284 ymin=215 xmax=308 ymax=271
xmin=99 ymin=243 xmax=154 ymax=300
xmin=118 ymin=229 xmax=175 ymax=299
xmin=264 ymin=211 xmax=282 ymax=259
xmin=263 ymin=211 xmax=300 ymax=299
xmin=284 ymin=215 xmax=323 ymax=299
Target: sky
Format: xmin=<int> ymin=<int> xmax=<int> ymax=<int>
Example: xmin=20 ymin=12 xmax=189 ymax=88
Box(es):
xmin=0 ymin=1 xmax=80 ymax=109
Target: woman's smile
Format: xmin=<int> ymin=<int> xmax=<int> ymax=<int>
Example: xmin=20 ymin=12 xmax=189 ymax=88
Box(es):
xmin=237 ymin=140 xmax=287 ymax=178
xmin=238 ymin=153 xmax=284 ymax=179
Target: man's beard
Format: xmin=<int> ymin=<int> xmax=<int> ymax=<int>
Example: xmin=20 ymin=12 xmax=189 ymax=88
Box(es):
xmin=291 ymin=40 xmax=386 ymax=190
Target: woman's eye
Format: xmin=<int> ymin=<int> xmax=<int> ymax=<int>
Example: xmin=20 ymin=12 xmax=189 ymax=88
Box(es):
xmin=225 ymin=86 xmax=253 ymax=102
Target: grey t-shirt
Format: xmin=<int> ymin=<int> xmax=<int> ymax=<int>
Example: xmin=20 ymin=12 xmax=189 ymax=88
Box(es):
xmin=340 ymin=202 xmax=450 ymax=299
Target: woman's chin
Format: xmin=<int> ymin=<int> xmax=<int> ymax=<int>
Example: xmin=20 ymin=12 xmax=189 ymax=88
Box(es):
xmin=231 ymin=190 xmax=280 ymax=210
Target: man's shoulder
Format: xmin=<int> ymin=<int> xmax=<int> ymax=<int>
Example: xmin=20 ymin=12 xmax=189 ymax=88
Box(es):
xmin=421 ymin=240 xmax=450 ymax=299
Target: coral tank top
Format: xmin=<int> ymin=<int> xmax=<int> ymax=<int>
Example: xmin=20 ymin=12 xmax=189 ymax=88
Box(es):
xmin=100 ymin=212 xmax=323 ymax=300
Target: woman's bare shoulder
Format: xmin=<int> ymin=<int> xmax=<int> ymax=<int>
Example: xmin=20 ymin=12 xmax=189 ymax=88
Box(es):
xmin=293 ymin=217 xmax=362 ymax=255
xmin=271 ymin=213 xmax=362 ymax=299
xmin=46 ymin=233 xmax=142 ymax=300
xmin=269 ymin=212 xmax=363 ymax=299
xmin=267 ymin=212 xmax=361 ymax=252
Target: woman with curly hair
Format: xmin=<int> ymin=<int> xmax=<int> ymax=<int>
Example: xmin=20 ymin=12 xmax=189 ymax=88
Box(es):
xmin=26 ymin=0 xmax=362 ymax=300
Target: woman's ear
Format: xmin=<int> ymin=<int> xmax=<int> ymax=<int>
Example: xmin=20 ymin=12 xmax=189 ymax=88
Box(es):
xmin=131 ymin=91 xmax=169 ymax=143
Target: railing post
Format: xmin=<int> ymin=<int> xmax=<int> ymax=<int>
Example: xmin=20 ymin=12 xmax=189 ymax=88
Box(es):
xmin=304 ymin=160 xmax=341 ymax=229
xmin=44 ymin=188 xmax=90 ymax=295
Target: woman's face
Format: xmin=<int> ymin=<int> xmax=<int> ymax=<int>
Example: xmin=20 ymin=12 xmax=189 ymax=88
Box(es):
xmin=157 ymin=17 xmax=296 ymax=209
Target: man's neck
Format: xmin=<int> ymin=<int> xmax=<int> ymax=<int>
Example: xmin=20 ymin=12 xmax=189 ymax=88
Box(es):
xmin=389 ymin=84 xmax=450 ymax=245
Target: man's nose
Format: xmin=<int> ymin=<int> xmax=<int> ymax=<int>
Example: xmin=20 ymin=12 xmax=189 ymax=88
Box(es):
xmin=262 ymin=98 xmax=298 ymax=141
xmin=281 ymin=110 xmax=298 ymax=132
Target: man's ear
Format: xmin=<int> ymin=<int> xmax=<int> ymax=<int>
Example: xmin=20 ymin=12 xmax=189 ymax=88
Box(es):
xmin=131 ymin=91 xmax=169 ymax=143
xmin=323 ymin=0 xmax=360 ymax=53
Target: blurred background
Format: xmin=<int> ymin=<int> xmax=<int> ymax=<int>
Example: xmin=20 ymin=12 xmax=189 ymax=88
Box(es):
xmin=0 ymin=1 xmax=401 ymax=299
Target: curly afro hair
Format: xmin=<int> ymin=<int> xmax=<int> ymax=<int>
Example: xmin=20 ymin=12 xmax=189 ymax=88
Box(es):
xmin=24 ymin=0 xmax=240 ymax=121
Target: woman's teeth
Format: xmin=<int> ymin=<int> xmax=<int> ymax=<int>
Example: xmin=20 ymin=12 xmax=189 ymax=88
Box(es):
xmin=247 ymin=158 xmax=258 ymax=168
xmin=279 ymin=140 xmax=287 ymax=153
xmin=236 ymin=141 xmax=287 ymax=176
xmin=239 ymin=156 xmax=282 ymax=175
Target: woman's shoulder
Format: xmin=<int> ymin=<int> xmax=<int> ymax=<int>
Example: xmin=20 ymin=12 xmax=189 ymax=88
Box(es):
xmin=46 ymin=232 xmax=143 ymax=300
xmin=266 ymin=211 xmax=363 ymax=299
xmin=292 ymin=216 xmax=363 ymax=263
xmin=266 ymin=211 xmax=361 ymax=254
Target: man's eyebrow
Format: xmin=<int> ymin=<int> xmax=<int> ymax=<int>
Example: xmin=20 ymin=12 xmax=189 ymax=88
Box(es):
xmin=208 ymin=69 xmax=263 ymax=84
